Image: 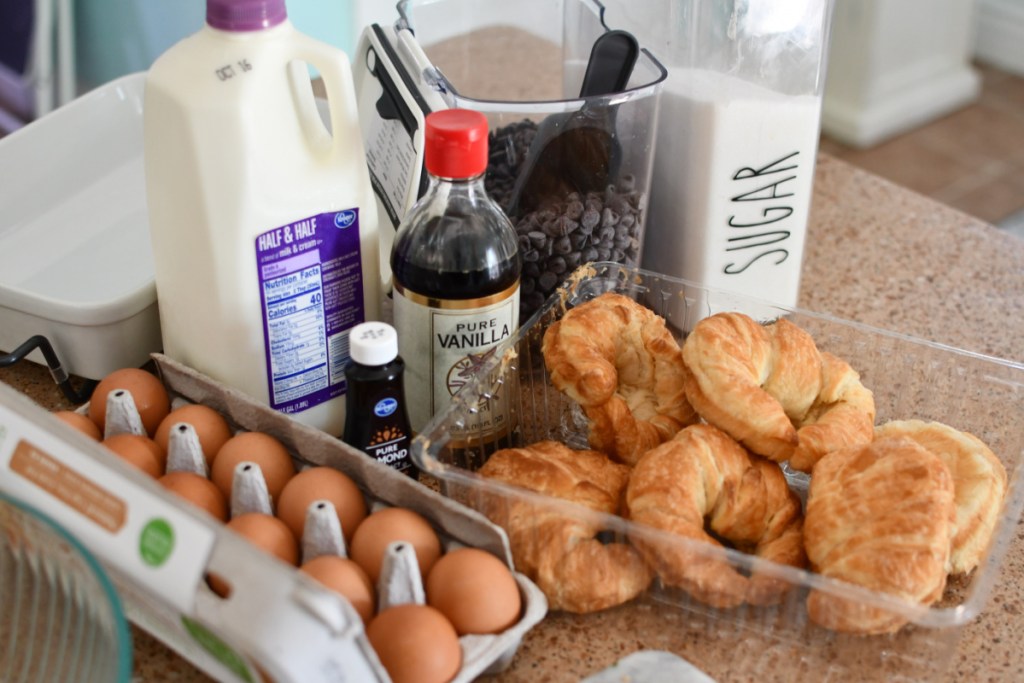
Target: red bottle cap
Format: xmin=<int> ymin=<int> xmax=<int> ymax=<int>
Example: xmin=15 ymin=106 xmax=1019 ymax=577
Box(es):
xmin=424 ymin=109 xmax=489 ymax=179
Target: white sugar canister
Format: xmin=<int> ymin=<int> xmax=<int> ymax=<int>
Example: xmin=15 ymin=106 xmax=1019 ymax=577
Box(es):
xmin=626 ymin=0 xmax=834 ymax=312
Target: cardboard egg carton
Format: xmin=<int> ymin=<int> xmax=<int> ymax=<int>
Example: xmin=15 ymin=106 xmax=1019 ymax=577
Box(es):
xmin=0 ymin=353 xmax=547 ymax=683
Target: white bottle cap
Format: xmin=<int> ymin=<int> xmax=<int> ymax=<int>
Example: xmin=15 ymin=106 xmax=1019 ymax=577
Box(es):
xmin=349 ymin=322 xmax=398 ymax=366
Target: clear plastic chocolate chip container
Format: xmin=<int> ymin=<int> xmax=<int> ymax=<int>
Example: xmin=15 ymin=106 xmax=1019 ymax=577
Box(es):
xmin=365 ymin=0 xmax=667 ymax=323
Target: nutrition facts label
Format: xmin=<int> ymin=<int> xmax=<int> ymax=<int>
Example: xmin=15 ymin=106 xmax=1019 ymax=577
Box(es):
xmin=255 ymin=210 xmax=365 ymax=415
xmin=262 ymin=255 xmax=330 ymax=404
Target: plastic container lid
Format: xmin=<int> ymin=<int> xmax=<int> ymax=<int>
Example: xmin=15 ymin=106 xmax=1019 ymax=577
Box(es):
xmin=349 ymin=322 xmax=399 ymax=366
xmin=207 ymin=0 xmax=287 ymax=32
xmin=424 ymin=109 xmax=489 ymax=179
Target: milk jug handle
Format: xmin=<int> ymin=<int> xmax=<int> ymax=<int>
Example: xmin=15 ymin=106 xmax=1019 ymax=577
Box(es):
xmin=289 ymin=34 xmax=359 ymax=161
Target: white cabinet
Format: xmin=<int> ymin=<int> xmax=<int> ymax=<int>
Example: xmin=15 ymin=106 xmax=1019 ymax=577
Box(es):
xmin=974 ymin=0 xmax=1024 ymax=77
xmin=822 ymin=0 xmax=981 ymax=147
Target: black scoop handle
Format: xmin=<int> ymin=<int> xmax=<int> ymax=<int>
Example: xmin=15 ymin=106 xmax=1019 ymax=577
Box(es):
xmin=579 ymin=30 xmax=639 ymax=98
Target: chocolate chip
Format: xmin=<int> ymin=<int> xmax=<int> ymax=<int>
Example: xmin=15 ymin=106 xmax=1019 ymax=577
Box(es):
xmin=538 ymin=271 xmax=559 ymax=292
xmin=553 ymin=236 xmax=573 ymax=255
xmin=608 ymin=195 xmax=630 ymax=215
xmin=541 ymin=218 xmax=562 ymax=238
xmin=547 ymin=256 xmax=568 ymax=274
xmin=524 ymin=291 xmax=546 ymax=312
xmin=565 ymin=200 xmax=584 ymax=221
xmin=601 ymin=208 xmax=619 ymax=228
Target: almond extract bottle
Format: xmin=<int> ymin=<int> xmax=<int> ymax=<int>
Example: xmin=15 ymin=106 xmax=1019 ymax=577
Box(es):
xmin=390 ymin=109 xmax=521 ymax=445
xmin=342 ymin=322 xmax=415 ymax=476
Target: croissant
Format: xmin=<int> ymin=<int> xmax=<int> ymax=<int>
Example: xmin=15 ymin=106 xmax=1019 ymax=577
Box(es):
xmin=875 ymin=420 xmax=1007 ymax=575
xmin=625 ymin=424 xmax=806 ymax=608
xmin=789 ymin=352 xmax=876 ymax=472
xmin=478 ymin=440 xmax=653 ymax=613
xmin=542 ymin=292 xmax=696 ymax=465
xmin=682 ymin=312 xmax=875 ymax=471
xmin=804 ymin=436 xmax=956 ymax=634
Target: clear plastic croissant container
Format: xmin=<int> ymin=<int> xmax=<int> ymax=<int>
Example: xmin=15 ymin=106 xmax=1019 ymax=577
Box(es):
xmin=411 ymin=261 xmax=1024 ymax=682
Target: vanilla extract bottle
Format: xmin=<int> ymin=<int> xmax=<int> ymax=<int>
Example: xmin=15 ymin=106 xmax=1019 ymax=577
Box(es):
xmin=391 ymin=109 xmax=521 ymax=447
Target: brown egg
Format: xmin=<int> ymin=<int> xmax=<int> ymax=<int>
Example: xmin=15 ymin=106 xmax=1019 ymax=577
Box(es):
xmin=367 ymin=604 xmax=461 ymax=683
xmin=426 ymin=547 xmax=521 ymax=635
xmin=349 ymin=507 xmax=441 ymax=586
xmin=276 ymin=467 xmax=367 ymax=544
xmin=227 ymin=513 xmax=299 ymax=566
xmin=300 ymin=555 xmax=375 ymax=624
xmin=53 ymin=410 xmax=102 ymax=440
xmin=154 ymin=403 xmax=233 ymax=470
xmin=210 ymin=431 xmax=296 ymax=503
xmin=103 ymin=434 xmax=163 ymax=478
xmin=207 ymin=513 xmax=300 ymax=598
xmin=88 ymin=368 xmax=170 ymax=437
xmin=159 ymin=471 xmax=228 ymax=522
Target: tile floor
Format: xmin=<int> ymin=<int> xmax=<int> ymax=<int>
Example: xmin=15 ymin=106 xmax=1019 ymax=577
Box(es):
xmin=818 ymin=61 xmax=1024 ymax=240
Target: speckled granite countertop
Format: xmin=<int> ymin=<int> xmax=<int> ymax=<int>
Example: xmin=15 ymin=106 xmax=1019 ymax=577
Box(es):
xmin=2 ymin=154 xmax=1023 ymax=682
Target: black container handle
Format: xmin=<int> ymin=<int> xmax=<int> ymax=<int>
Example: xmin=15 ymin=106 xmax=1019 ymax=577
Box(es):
xmin=0 ymin=335 xmax=97 ymax=405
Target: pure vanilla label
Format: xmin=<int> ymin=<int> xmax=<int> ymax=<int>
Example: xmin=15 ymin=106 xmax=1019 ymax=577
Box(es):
xmin=393 ymin=282 xmax=519 ymax=441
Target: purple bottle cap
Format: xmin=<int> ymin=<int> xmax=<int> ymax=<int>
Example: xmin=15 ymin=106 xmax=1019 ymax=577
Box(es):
xmin=207 ymin=0 xmax=287 ymax=32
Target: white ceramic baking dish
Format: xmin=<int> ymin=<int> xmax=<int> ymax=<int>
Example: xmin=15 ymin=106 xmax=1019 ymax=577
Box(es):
xmin=0 ymin=72 xmax=161 ymax=381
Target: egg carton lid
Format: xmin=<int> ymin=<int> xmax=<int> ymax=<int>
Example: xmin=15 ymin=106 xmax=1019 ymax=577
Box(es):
xmin=0 ymin=72 xmax=155 ymax=327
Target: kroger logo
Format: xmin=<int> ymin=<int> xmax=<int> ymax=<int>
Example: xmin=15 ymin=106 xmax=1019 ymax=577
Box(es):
xmin=374 ymin=397 xmax=398 ymax=417
xmin=334 ymin=210 xmax=357 ymax=229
